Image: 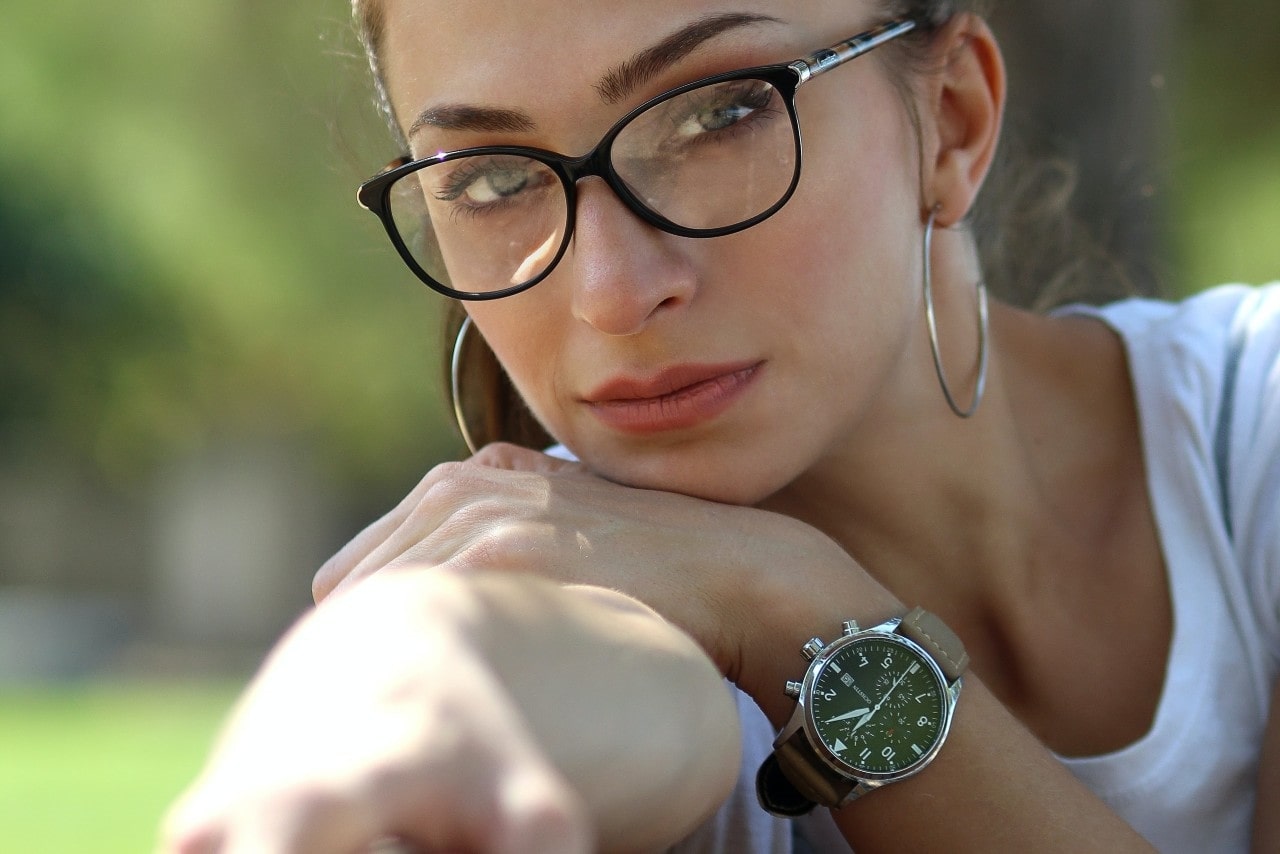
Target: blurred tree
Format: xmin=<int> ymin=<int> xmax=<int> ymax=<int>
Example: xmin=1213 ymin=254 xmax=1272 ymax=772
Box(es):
xmin=993 ymin=0 xmax=1172 ymax=298
xmin=0 ymin=2 xmax=458 ymax=494
xmin=1170 ymin=0 xmax=1280 ymax=291
xmin=0 ymin=0 xmax=1276 ymax=509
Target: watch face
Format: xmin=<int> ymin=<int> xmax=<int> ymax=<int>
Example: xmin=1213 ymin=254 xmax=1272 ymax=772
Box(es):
xmin=806 ymin=634 xmax=949 ymax=777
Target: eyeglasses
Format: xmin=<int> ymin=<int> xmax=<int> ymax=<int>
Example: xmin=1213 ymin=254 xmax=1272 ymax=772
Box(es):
xmin=357 ymin=19 xmax=917 ymax=301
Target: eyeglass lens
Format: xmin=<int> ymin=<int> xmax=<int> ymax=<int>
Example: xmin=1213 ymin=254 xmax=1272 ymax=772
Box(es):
xmin=386 ymin=76 xmax=798 ymax=296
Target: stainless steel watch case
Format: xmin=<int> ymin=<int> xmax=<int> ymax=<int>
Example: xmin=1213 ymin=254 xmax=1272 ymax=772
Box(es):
xmin=773 ymin=616 xmax=963 ymax=808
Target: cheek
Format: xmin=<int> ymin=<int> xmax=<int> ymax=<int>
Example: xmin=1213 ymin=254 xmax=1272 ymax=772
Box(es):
xmin=722 ymin=119 xmax=921 ymax=360
xmin=463 ymin=288 xmax=576 ymax=444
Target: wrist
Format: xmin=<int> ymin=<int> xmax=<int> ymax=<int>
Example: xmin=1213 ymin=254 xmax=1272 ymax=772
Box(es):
xmin=730 ymin=514 xmax=902 ymax=727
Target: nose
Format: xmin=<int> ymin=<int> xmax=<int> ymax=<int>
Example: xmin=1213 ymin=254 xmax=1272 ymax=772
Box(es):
xmin=567 ymin=178 xmax=698 ymax=337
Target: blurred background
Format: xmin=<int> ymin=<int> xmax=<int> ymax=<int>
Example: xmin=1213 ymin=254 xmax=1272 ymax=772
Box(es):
xmin=1 ymin=1 xmax=1277 ymax=849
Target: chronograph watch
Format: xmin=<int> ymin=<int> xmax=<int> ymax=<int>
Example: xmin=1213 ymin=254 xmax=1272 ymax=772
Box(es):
xmin=756 ymin=608 xmax=969 ymax=816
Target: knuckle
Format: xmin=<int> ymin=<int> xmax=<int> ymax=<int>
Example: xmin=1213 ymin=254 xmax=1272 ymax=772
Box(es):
xmin=441 ymin=518 xmax=546 ymax=574
xmin=494 ymin=781 xmax=591 ymax=854
xmin=421 ymin=459 xmax=502 ymax=508
xmin=470 ymin=441 xmax=518 ymax=465
xmin=423 ymin=460 xmax=471 ymax=493
xmin=452 ymin=528 xmax=518 ymax=571
xmin=159 ymin=801 xmax=226 ymax=854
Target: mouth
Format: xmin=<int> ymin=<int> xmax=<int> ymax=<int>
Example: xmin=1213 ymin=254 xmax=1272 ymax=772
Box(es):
xmin=581 ymin=361 xmax=764 ymax=435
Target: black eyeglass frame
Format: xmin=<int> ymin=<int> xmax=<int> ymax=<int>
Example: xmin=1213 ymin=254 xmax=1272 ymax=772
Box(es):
xmin=357 ymin=18 xmax=918 ymax=301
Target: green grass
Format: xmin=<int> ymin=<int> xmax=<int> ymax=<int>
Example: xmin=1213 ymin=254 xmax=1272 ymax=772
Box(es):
xmin=0 ymin=681 xmax=241 ymax=853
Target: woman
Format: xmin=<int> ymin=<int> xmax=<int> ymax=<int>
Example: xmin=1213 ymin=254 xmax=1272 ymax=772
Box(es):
xmin=164 ymin=0 xmax=1280 ymax=851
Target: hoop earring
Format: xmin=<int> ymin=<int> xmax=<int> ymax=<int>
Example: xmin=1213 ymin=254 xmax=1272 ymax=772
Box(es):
xmin=450 ymin=315 xmax=480 ymax=454
xmin=922 ymin=208 xmax=989 ymax=419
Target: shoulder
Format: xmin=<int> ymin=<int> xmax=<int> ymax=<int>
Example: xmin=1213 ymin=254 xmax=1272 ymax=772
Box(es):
xmin=1111 ymin=284 xmax=1280 ymax=640
xmin=1068 ymin=283 xmax=1280 ymax=600
xmin=1062 ymin=284 xmax=1280 ymax=436
xmin=1089 ymin=283 xmax=1279 ymax=378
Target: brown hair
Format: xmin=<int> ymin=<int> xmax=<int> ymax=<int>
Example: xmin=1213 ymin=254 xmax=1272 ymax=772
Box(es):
xmin=352 ymin=0 xmax=1128 ymax=451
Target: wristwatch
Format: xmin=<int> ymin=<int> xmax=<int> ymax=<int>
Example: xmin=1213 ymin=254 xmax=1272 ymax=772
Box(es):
xmin=756 ymin=607 xmax=968 ymax=816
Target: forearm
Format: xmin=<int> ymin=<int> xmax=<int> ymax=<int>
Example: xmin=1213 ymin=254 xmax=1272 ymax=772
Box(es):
xmin=451 ymin=574 xmax=743 ymax=848
xmin=165 ymin=571 xmax=740 ymax=853
xmin=723 ymin=521 xmax=1151 ymax=851
xmin=831 ymin=679 xmax=1152 ymax=851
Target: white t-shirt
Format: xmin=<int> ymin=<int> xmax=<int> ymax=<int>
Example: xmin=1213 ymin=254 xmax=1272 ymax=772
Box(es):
xmin=673 ymin=283 xmax=1280 ymax=852
xmin=1054 ymin=283 xmax=1280 ymax=851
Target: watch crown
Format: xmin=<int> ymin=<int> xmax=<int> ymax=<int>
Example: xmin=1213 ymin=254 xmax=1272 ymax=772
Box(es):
xmin=801 ymin=638 xmax=824 ymax=660
xmin=784 ymin=681 xmax=803 ymax=698
xmin=841 ymin=620 xmax=860 ymax=636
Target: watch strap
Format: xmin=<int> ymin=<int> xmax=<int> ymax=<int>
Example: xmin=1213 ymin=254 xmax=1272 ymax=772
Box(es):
xmin=898 ymin=606 xmax=969 ymax=682
xmin=774 ymin=729 xmax=856 ymax=806
xmin=755 ymin=752 xmax=818 ymax=816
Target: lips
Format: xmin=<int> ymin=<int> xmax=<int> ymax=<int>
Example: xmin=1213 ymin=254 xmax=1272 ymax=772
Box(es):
xmin=582 ymin=361 xmax=763 ymax=435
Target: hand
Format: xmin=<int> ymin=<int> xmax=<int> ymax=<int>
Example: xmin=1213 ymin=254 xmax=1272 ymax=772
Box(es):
xmin=312 ymin=444 xmax=887 ymax=685
xmin=313 ymin=443 xmax=904 ymax=726
xmin=161 ymin=571 xmax=740 ymax=853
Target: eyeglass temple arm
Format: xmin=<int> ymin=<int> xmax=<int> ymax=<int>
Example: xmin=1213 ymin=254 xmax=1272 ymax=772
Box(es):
xmin=787 ymin=19 xmax=918 ymax=85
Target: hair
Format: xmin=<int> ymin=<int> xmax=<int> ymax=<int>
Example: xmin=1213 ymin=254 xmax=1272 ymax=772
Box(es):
xmin=352 ymin=0 xmax=1134 ymax=451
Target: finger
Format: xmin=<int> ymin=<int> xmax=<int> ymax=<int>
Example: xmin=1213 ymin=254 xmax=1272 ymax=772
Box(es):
xmin=364 ymin=647 xmax=595 ymax=854
xmin=326 ymin=480 xmax=506 ymax=599
xmin=159 ymin=796 xmax=225 ymax=854
xmin=313 ymin=461 xmax=474 ymax=602
xmin=373 ymin=759 xmax=591 ymax=854
xmin=470 ymin=442 xmax=587 ymax=475
xmin=487 ymin=763 xmax=593 ymax=854
xmin=315 ymin=447 xmax=589 ymax=603
xmin=162 ymin=785 xmax=371 ymax=854
xmin=332 ymin=464 xmax=577 ymax=599
xmin=218 ymin=792 xmax=379 ymax=854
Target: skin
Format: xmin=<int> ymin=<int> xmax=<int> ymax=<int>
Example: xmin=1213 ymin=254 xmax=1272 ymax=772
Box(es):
xmin=372 ymin=0 xmax=1168 ymax=757
xmin=163 ymin=572 xmax=741 ymax=853
xmin=163 ymin=0 xmax=1279 ymax=850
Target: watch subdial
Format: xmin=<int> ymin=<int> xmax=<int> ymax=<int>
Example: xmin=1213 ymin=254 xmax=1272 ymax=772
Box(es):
xmin=874 ymin=672 xmax=913 ymax=709
xmin=840 ymin=718 xmax=877 ymax=749
xmin=865 ymin=713 xmax=918 ymax=762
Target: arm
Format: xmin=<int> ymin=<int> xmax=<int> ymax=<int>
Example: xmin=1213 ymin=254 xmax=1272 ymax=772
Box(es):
xmin=314 ymin=445 xmax=1156 ymax=851
xmin=829 ymin=680 xmax=1150 ymax=851
xmin=162 ymin=570 xmax=740 ymax=853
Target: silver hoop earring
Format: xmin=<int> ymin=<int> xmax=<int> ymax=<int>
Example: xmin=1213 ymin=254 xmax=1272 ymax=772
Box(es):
xmin=922 ymin=208 xmax=989 ymax=419
xmin=450 ymin=315 xmax=480 ymax=454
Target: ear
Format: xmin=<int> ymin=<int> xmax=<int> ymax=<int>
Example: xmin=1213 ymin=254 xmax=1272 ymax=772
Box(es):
xmin=920 ymin=15 xmax=1006 ymax=227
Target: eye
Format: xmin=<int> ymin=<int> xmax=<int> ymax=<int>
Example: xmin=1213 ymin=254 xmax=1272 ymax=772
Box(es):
xmin=670 ymin=81 xmax=779 ymax=141
xmin=471 ymin=167 xmax=532 ymax=203
xmin=436 ymin=159 xmax=527 ymax=204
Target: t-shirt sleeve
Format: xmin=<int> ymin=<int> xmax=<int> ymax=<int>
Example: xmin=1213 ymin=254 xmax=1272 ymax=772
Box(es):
xmin=667 ymin=686 xmax=794 ymax=854
xmin=1223 ymin=283 xmax=1280 ymax=668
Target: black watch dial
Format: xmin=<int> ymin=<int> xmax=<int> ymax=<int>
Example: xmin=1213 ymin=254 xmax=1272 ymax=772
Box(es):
xmin=807 ymin=635 xmax=948 ymax=776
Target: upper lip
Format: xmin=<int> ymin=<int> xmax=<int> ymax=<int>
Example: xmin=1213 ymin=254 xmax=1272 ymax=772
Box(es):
xmin=581 ymin=361 xmax=762 ymax=403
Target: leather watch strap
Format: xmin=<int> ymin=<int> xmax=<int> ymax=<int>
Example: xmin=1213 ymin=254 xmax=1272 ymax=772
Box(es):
xmin=774 ymin=730 xmax=855 ymax=806
xmin=755 ymin=752 xmax=818 ymax=816
xmin=898 ymin=606 xmax=969 ymax=682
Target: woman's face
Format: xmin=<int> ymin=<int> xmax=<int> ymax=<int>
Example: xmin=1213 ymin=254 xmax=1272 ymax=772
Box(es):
xmin=381 ymin=0 xmax=928 ymax=504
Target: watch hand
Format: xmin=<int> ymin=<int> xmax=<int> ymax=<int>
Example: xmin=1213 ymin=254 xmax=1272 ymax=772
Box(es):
xmin=822 ymin=707 xmax=871 ymax=725
xmin=879 ymin=667 xmax=911 ymax=706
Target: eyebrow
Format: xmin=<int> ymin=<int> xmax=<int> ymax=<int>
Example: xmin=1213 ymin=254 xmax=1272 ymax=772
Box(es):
xmin=408 ymin=12 xmax=783 ymax=138
xmin=596 ymin=12 xmax=782 ymax=105
xmin=409 ymin=104 xmax=536 ymax=137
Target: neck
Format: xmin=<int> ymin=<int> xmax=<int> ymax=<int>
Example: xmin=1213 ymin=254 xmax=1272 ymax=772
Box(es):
xmin=758 ymin=300 xmax=1143 ymax=638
